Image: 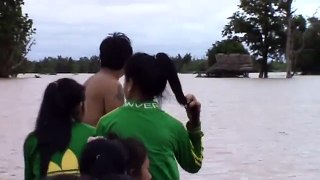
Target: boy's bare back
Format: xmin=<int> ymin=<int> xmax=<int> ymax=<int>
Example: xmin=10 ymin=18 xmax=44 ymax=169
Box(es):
xmin=83 ymin=71 xmax=124 ymax=126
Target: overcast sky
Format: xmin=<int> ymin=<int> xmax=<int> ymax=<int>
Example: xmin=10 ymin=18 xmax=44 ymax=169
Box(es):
xmin=24 ymin=0 xmax=319 ymax=60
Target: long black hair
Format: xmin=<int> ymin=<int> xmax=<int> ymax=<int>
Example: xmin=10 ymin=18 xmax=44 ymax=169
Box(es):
xmin=34 ymin=78 xmax=85 ymax=177
xmin=124 ymin=52 xmax=187 ymax=105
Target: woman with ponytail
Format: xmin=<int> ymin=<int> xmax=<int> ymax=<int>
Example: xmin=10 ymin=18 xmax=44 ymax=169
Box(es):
xmin=96 ymin=53 xmax=204 ymax=180
xmin=24 ymin=78 xmax=95 ymax=180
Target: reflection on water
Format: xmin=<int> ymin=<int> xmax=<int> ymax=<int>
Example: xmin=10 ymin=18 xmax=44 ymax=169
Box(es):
xmin=1 ymin=73 xmax=320 ymax=179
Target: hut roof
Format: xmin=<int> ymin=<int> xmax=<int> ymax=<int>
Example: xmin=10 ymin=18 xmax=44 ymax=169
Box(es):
xmin=207 ymin=53 xmax=254 ymax=73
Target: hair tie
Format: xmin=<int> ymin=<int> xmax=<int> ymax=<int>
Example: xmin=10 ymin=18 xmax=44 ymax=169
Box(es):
xmin=96 ymin=154 xmax=100 ymax=160
xmin=87 ymin=136 xmax=106 ymax=143
xmin=53 ymin=81 xmax=59 ymax=87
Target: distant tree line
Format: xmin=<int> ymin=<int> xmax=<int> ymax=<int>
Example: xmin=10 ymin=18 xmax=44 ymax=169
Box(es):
xmin=15 ymin=54 xmax=207 ymax=75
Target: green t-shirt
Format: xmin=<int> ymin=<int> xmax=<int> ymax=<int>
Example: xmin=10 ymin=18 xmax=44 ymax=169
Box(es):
xmin=96 ymin=101 xmax=204 ymax=180
xmin=23 ymin=123 xmax=95 ymax=180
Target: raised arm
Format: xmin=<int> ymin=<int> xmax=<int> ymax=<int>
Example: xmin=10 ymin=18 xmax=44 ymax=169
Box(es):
xmin=174 ymin=94 xmax=204 ymax=173
xmin=174 ymin=121 xmax=204 ymax=173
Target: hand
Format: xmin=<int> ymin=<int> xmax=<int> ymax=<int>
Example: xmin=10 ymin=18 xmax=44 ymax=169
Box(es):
xmin=185 ymin=94 xmax=201 ymax=127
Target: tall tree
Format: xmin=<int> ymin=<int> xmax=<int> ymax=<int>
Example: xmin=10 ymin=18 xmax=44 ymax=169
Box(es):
xmin=0 ymin=0 xmax=35 ymax=78
xmin=223 ymin=0 xmax=285 ymax=78
xmin=279 ymin=0 xmax=294 ymax=78
xmin=289 ymin=15 xmax=307 ymax=74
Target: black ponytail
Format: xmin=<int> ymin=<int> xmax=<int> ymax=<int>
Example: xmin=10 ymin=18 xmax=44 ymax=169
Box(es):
xmin=155 ymin=53 xmax=187 ymax=106
xmin=33 ymin=78 xmax=84 ymax=177
xmin=125 ymin=52 xmax=187 ymax=106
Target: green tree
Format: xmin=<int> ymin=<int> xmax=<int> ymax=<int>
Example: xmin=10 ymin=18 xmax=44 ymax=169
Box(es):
xmin=78 ymin=57 xmax=90 ymax=73
xmin=172 ymin=54 xmax=183 ymax=72
xmin=290 ymin=15 xmax=307 ymax=74
xmin=182 ymin=53 xmax=192 ymax=64
xmin=278 ymin=0 xmax=307 ymax=77
xmin=206 ymin=39 xmax=249 ymax=67
xmin=88 ymin=55 xmax=100 ymax=73
xmin=296 ymin=17 xmax=320 ymax=74
xmin=0 ymin=0 xmax=35 ymax=78
xmin=223 ymin=0 xmax=285 ymax=78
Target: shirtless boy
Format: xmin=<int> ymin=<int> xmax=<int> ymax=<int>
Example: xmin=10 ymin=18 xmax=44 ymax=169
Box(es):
xmin=83 ymin=32 xmax=133 ymax=126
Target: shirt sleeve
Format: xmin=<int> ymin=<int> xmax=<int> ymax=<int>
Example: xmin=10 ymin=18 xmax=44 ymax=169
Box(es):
xmin=23 ymin=134 xmax=37 ymax=180
xmin=96 ymin=116 xmax=112 ymax=137
xmin=96 ymin=121 xmax=106 ymax=136
xmin=174 ymin=121 xmax=204 ymax=173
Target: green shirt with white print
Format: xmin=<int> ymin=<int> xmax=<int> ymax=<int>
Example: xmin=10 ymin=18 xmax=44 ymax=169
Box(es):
xmin=96 ymin=101 xmax=204 ymax=180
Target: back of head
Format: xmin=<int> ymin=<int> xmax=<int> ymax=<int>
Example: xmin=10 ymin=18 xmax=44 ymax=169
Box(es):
xmin=34 ymin=78 xmax=85 ymax=177
xmin=80 ymin=138 xmax=128 ymax=179
xmin=121 ymin=138 xmax=147 ymax=178
xmin=124 ymin=52 xmax=187 ymax=105
xmin=100 ymin=32 xmax=133 ymax=70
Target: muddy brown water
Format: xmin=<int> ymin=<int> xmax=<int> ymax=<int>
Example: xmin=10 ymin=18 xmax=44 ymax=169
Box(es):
xmin=1 ymin=73 xmax=320 ymax=179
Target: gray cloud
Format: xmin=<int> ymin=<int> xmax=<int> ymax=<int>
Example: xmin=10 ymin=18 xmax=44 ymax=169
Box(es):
xmin=24 ymin=0 xmax=319 ymax=59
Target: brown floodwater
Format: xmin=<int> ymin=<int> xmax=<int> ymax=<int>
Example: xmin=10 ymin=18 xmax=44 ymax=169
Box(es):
xmin=1 ymin=73 xmax=320 ymax=179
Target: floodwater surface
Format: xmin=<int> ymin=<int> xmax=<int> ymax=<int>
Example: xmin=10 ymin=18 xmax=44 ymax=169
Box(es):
xmin=0 ymin=73 xmax=320 ymax=180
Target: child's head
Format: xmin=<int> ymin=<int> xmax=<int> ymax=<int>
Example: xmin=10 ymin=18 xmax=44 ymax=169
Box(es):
xmin=80 ymin=135 xmax=151 ymax=180
xmin=79 ymin=137 xmax=128 ymax=179
xmin=122 ymin=138 xmax=151 ymax=180
xmin=99 ymin=32 xmax=133 ymax=71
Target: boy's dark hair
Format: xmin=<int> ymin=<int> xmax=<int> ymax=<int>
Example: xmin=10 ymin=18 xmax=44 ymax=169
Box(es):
xmin=99 ymin=32 xmax=133 ymax=70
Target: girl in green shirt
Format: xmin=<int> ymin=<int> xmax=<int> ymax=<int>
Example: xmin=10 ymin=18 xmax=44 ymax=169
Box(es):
xmin=24 ymin=78 xmax=95 ymax=180
xmin=96 ymin=53 xmax=203 ymax=180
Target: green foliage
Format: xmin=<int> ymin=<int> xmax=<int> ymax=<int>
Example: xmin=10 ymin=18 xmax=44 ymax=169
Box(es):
xmin=292 ymin=15 xmax=307 ymax=50
xmin=222 ymin=0 xmax=286 ymax=78
xmin=171 ymin=53 xmax=207 ymax=73
xmin=269 ymin=60 xmax=286 ymax=72
xmin=19 ymin=56 xmax=100 ymax=74
xmin=180 ymin=60 xmax=207 ymax=73
xmin=182 ymin=53 xmax=192 ymax=64
xmin=0 ymin=0 xmax=35 ymax=77
xmin=296 ymin=17 xmax=320 ymax=74
xmin=206 ymin=39 xmax=249 ymax=67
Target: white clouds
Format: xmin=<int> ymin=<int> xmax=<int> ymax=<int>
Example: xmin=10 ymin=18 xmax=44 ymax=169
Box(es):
xmin=23 ymin=0 xmax=319 ymax=59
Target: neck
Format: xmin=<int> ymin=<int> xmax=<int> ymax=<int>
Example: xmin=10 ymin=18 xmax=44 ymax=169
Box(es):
xmin=99 ymin=68 xmax=122 ymax=79
xmin=126 ymin=93 xmax=154 ymax=103
xmin=127 ymin=98 xmax=154 ymax=103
